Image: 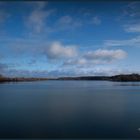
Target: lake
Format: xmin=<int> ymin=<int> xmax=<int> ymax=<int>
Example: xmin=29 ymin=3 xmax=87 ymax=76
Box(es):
xmin=0 ymin=81 xmax=140 ymax=138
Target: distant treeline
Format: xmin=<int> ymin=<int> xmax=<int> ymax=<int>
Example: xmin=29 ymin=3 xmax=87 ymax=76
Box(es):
xmin=0 ymin=74 xmax=140 ymax=82
xmin=0 ymin=74 xmax=48 ymax=83
xmin=56 ymin=74 xmax=140 ymax=82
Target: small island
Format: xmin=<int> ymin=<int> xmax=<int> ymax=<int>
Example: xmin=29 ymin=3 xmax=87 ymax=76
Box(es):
xmin=0 ymin=73 xmax=140 ymax=83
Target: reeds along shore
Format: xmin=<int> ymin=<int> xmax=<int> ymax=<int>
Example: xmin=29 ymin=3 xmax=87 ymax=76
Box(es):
xmin=0 ymin=74 xmax=140 ymax=82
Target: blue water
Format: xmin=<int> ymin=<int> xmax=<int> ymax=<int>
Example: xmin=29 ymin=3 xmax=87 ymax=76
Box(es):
xmin=0 ymin=81 xmax=140 ymax=138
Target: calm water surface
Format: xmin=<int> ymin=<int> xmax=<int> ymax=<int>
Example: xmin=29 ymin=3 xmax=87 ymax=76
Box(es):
xmin=0 ymin=81 xmax=140 ymax=138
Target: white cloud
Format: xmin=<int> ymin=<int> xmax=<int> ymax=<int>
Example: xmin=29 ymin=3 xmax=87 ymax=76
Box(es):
xmin=0 ymin=63 xmax=8 ymax=75
xmin=3 ymin=69 xmax=49 ymax=78
xmin=1 ymin=35 xmax=128 ymax=76
xmin=27 ymin=10 xmax=49 ymax=33
xmin=123 ymin=2 xmax=140 ymax=19
xmin=55 ymin=15 xmax=82 ymax=30
xmin=58 ymin=16 xmax=73 ymax=25
xmin=106 ymin=3 xmax=140 ymax=49
xmin=27 ymin=1 xmax=48 ymax=10
xmin=104 ymin=36 xmax=140 ymax=47
xmin=64 ymin=49 xmax=127 ymax=67
xmin=3 ymin=66 xmax=139 ymax=77
xmin=57 ymin=15 xmax=101 ymax=28
xmin=124 ymin=24 xmax=140 ymax=33
xmin=84 ymin=49 xmax=126 ymax=60
xmin=26 ymin=1 xmax=53 ymax=33
xmin=120 ymin=2 xmax=140 ymax=33
xmin=91 ymin=16 xmax=101 ymax=25
xmin=46 ymin=66 xmax=137 ymax=77
xmin=63 ymin=58 xmax=87 ymax=66
xmin=45 ymin=41 xmax=78 ymax=59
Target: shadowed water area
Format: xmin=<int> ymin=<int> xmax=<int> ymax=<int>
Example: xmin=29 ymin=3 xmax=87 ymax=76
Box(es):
xmin=0 ymin=81 xmax=140 ymax=138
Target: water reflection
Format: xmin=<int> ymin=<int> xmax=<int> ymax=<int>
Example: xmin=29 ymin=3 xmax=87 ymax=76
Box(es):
xmin=0 ymin=81 xmax=140 ymax=138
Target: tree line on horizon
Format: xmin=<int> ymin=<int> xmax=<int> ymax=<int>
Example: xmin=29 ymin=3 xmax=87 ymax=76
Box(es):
xmin=0 ymin=73 xmax=140 ymax=82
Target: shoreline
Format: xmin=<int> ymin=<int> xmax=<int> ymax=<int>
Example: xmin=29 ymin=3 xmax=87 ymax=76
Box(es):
xmin=0 ymin=74 xmax=140 ymax=83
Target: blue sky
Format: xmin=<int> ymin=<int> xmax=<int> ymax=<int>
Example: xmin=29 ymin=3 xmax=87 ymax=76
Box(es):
xmin=0 ymin=1 xmax=140 ymax=77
